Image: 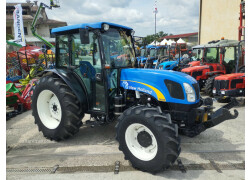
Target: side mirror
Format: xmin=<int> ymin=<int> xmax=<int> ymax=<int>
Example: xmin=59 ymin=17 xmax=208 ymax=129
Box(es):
xmin=80 ymin=28 xmax=90 ymax=44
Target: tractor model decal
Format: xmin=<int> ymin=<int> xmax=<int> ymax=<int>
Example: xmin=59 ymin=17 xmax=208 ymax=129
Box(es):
xmin=121 ymin=80 xmax=166 ymax=102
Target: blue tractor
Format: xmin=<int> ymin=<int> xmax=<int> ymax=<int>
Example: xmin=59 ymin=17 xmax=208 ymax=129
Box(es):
xmin=136 ymin=45 xmax=152 ymax=67
xmin=143 ymin=45 xmax=169 ymax=68
xmin=31 ymin=22 xmax=238 ymax=173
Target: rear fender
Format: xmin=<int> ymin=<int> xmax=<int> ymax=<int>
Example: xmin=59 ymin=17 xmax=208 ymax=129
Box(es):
xmin=42 ymin=69 xmax=88 ymax=111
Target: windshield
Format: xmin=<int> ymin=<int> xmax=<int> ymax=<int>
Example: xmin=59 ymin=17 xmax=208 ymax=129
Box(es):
xmin=140 ymin=49 xmax=146 ymax=57
xmin=101 ymin=28 xmax=135 ymax=68
xmin=158 ymin=47 xmax=167 ymax=56
xmin=149 ymin=49 xmax=157 ymax=57
xmin=205 ymin=47 xmax=219 ymax=63
xmin=192 ymin=48 xmax=204 ymax=61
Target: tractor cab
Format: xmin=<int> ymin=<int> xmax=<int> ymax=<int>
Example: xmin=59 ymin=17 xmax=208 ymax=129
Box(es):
xmin=137 ymin=45 xmax=152 ymax=67
xmin=52 ymin=22 xmax=135 ymax=114
xmin=188 ymin=44 xmax=205 ymax=67
xmin=144 ymin=45 xmax=169 ymax=68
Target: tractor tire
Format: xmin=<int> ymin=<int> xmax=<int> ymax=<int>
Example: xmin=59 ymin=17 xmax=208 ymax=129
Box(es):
xmin=31 ymin=75 xmax=84 ymax=141
xmin=204 ymin=76 xmax=218 ymax=97
xmin=116 ymin=105 xmax=180 ymax=173
xmin=238 ymin=66 xmax=245 ymax=73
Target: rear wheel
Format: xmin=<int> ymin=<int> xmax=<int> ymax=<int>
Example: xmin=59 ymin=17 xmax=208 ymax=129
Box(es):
xmin=116 ymin=105 xmax=180 ymax=173
xmin=31 ymin=75 xmax=84 ymax=141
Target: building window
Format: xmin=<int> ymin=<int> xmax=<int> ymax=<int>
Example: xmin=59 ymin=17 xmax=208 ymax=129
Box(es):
xmin=6 ymin=27 xmax=12 ymax=35
xmin=24 ymin=27 xmax=28 ymax=35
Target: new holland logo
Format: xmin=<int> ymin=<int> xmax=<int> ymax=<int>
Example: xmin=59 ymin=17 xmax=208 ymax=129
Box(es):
xmin=13 ymin=4 xmax=26 ymax=47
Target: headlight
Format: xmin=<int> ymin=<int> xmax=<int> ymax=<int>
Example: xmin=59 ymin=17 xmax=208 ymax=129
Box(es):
xmin=183 ymin=83 xmax=196 ymax=102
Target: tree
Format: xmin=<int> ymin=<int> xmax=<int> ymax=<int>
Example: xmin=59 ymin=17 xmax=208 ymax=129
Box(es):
xmin=6 ymin=34 xmax=14 ymax=40
xmin=141 ymin=31 xmax=173 ymax=46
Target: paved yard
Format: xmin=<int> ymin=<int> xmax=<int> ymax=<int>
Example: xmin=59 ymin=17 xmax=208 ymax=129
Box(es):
xmin=6 ymin=100 xmax=245 ymax=179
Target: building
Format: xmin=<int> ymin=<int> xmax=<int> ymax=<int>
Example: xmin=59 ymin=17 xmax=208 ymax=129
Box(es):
xmin=161 ymin=32 xmax=198 ymax=46
xmin=6 ymin=1 xmax=67 ymax=47
xmin=198 ymin=0 xmax=244 ymax=44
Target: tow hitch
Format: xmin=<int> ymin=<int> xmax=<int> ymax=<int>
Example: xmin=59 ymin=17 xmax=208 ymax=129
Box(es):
xmin=204 ymin=100 xmax=238 ymax=129
xmin=180 ymin=98 xmax=239 ymax=137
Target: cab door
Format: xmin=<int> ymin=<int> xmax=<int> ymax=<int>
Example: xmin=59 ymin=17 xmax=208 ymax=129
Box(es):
xmin=70 ymin=32 xmax=106 ymax=112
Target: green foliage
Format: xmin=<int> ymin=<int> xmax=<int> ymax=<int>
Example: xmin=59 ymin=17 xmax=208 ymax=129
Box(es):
xmin=141 ymin=31 xmax=173 ymax=46
xmin=6 ymin=34 xmax=14 ymax=40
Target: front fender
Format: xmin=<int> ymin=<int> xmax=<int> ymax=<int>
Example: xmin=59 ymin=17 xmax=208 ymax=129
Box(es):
xmin=43 ymin=68 xmax=88 ymax=111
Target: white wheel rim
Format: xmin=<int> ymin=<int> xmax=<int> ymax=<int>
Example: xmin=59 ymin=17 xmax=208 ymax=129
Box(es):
xmin=125 ymin=123 xmax=158 ymax=161
xmin=37 ymin=90 xmax=62 ymax=129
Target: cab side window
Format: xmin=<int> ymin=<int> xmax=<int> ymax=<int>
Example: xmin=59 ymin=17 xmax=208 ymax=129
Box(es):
xmin=71 ymin=32 xmax=101 ymax=69
xmin=57 ymin=35 xmax=69 ymax=67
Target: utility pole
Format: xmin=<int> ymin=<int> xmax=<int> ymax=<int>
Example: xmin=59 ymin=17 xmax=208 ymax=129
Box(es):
xmin=153 ymin=0 xmax=158 ymax=46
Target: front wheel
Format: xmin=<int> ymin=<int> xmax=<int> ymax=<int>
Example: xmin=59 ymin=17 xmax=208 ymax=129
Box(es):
xmin=204 ymin=75 xmax=218 ymax=97
xmin=116 ymin=105 xmax=180 ymax=173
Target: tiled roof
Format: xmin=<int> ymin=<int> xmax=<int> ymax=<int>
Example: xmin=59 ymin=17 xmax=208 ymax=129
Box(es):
xmin=162 ymin=32 xmax=198 ymax=39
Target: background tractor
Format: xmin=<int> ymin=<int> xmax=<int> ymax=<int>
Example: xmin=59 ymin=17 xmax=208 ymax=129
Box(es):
xmin=31 ymin=22 xmax=238 ymax=173
xmin=213 ymin=40 xmax=245 ymax=103
xmin=181 ymin=39 xmax=240 ymax=95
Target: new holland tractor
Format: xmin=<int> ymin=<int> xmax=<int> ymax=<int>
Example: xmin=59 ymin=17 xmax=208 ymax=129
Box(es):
xmin=181 ymin=39 xmax=240 ymax=94
xmin=143 ymin=45 xmax=169 ymax=68
xmin=32 ymin=22 xmax=238 ymax=173
xmin=213 ymin=40 xmax=245 ymax=102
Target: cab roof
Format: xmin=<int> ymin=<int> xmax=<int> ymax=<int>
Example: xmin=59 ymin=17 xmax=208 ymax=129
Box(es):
xmin=51 ymin=22 xmax=133 ymax=35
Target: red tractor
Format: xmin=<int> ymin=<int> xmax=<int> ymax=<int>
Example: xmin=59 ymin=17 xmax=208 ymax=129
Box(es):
xmin=213 ymin=41 xmax=245 ymax=102
xmin=181 ymin=39 xmax=239 ymax=96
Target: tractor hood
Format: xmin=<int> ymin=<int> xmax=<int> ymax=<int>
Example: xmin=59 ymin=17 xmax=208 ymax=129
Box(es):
xmin=215 ymin=73 xmax=245 ymax=80
xmin=189 ymin=61 xmax=200 ymax=67
xmin=120 ymin=68 xmax=199 ymax=104
xmin=182 ymin=65 xmax=209 ymax=72
xmin=159 ymin=61 xmax=178 ymax=67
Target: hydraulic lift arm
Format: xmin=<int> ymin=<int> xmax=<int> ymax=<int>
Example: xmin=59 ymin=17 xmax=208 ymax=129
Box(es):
xmin=31 ymin=0 xmax=60 ymax=48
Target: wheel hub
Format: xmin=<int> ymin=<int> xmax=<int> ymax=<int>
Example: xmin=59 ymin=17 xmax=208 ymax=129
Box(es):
xmin=137 ymin=131 xmax=152 ymax=148
xmin=125 ymin=123 xmax=158 ymax=161
xmin=52 ymin=104 xmax=58 ymax=112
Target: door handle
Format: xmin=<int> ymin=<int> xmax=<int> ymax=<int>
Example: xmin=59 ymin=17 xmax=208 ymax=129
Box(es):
xmin=96 ymin=73 xmax=102 ymax=81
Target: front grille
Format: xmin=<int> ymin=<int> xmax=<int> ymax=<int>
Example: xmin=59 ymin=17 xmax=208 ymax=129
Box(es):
xmin=214 ymin=80 xmax=229 ymax=90
xmin=192 ymin=83 xmax=200 ymax=99
xmin=231 ymin=79 xmax=243 ymax=89
xmin=164 ymin=80 xmax=184 ymax=99
xmin=192 ymin=71 xmax=202 ymax=79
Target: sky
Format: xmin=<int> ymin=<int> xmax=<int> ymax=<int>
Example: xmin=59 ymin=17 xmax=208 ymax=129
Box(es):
xmin=6 ymin=0 xmax=200 ymax=37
